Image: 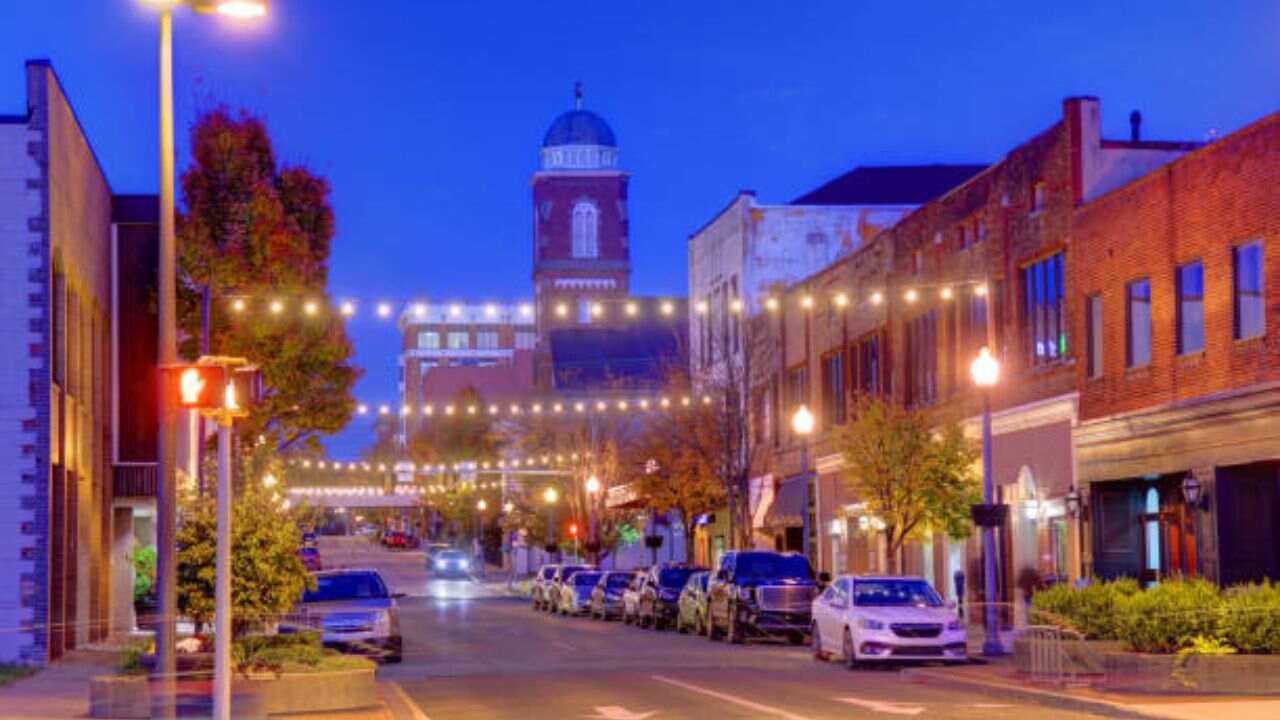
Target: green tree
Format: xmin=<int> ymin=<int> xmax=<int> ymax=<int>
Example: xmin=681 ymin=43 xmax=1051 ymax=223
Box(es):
xmin=177 ymin=107 xmax=359 ymax=454
xmin=831 ymin=397 xmax=980 ymax=573
xmin=176 ymin=479 xmax=315 ymax=635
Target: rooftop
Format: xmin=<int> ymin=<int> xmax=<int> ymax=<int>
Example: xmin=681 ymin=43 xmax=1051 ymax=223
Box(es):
xmin=791 ymin=164 xmax=989 ymax=206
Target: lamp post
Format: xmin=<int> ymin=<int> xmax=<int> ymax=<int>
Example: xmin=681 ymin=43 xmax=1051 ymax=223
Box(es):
xmin=143 ymin=3 xmax=267 ymax=717
xmin=643 ymin=459 xmax=661 ymax=564
xmin=585 ymin=474 xmax=601 ymax=564
xmin=791 ymin=405 xmax=816 ymax=566
xmin=475 ymin=498 xmax=488 ymax=572
xmin=970 ymin=346 xmax=1003 ymax=657
xmin=543 ymin=486 xmax=559 ymax=561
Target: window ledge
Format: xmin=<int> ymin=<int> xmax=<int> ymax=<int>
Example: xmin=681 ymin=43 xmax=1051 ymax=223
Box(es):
xmin=1176 ymin=350 xmax=1206 ymax=367
xmin=1233 ymin=334 xmax=1267 ymax=351
xmin=1124 ymin=365 xmax=1153 ymax=381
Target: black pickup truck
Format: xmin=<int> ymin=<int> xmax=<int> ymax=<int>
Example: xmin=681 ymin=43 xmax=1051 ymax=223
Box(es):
xmin=705 ymin=551 xmax=826 ymax=644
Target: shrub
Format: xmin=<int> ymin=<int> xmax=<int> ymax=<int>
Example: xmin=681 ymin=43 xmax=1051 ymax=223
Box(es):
xmin=1030 ymin=578 xmax=1139 ymax=640
xmin=1219 ymin=581 xmax=1280 ymax=654
xmin=233 ymin=632 xmax=373 ymax=675
xmin=1116 ymin=577 xmax=1222 ymax=653
xmin=131 ymin=545 xmax=157 ymax=603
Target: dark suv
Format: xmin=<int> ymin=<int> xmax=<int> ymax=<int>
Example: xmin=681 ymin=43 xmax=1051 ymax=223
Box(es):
xmin=706 ymin=551 xmax=823 ymax=644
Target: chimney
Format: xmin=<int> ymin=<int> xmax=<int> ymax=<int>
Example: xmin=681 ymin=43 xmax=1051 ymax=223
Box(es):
xmin=1129 ymin=110 xmax=1142 ymax=142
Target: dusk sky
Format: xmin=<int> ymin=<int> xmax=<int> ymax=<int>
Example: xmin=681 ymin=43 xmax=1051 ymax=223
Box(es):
xmin=1 ymin=1 xmax=1276 ymax=456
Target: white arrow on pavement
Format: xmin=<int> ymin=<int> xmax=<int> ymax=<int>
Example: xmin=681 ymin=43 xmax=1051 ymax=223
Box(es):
xmin=585 ymin=706 xmax=659 ymax=720
xmin=835 ymin=697 xmax=925 ymax=716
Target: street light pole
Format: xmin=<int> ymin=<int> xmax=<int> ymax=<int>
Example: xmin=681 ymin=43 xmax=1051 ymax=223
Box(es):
xmin=791 ymin=405 xmax=815 ymax=567
xmin=213 ymin=415 xmax=233 ymax=720
xmin=585 ymin=474 xmax=600 ymax=564
xmin=971 ymin=346 xmax=1003 ymax=657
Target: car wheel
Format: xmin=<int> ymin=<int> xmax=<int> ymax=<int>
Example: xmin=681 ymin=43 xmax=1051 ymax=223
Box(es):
xmin=788 ymin=632 xmax=806 ymax=646
xmin=384 ymin=655 xmax=403 ymax=664
xmin=843 ymin=628 xmax=860 ymax=670
xmin=726 ymin=604 xmax=742 ymax=644
xmin=811 ymin=624 xmax=825 ymax=661
xmin=705 ymin=608 xmax=718 ymax=640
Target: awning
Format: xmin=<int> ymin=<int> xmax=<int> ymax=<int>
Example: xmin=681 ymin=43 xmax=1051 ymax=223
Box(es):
xmin=761 ymin=476 xmax=808 ymax=529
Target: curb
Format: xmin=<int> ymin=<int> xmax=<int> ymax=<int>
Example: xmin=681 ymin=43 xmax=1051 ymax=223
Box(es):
xmin=902 ymin=667 xmax=1174 ymax=720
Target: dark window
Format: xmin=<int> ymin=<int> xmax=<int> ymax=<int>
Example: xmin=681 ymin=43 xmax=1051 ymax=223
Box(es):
xmin=303 ymin=572 xmax=389 ymax=602
xmin=1234 ymin=241 xmax=1265 ymax=340
xmin=821 ymin=352 xmax=846 ymax=426
xmin=1177 ymin=262 xmax=1205 ymax=354
xmin=1032 ymin=180 xmax=1046 ymax=212
xmin=1086 ymin=294 xmax=1103 ymax=379
xmin=770 ymin=378 xmax=781 ymax=449
xmin=1022 ymin=252 xmax=1066 ymax=366
xmin=1126 ymin=278 xmax=1152 ymax=368
xmin=905 ymin=311 xmax=938 ymax=408
xmin=965 ymin=293 xmax=988 ymax=359
xmin=857 ymin=335 xmax=881 ymax=395
xmin=52 ymin=273 xmax=64 ymax=387
xmin=787 ymin=365 xmax=809 ymax=412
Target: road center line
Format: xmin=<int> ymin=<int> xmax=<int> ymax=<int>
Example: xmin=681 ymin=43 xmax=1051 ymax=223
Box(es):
xmin=650 ymin=675 xmax=815 ymax=720
xmin=387 ymin=680 xmax=432 ymax=720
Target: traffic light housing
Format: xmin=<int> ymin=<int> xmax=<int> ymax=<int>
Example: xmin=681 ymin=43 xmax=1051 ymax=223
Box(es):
xmin=169 ymin=365 xmax=227 ymax=410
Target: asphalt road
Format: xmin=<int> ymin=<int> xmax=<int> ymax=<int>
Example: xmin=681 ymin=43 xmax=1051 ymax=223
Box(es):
xmin=319 ymin=536 xmax=1115 ymax=720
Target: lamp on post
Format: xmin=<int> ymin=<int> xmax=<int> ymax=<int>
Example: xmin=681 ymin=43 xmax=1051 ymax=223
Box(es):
xmin=1065 ymin=486 xmax=1082 ymax=519
xmin=969 ymin=346 xmax=1005 ymax=657
xmin=585 ymin=474 xmax=601 ymax=563
xmin=791 ymin=405 xmax=816 ymax=566
xmin=542 ymin=486 xmax=559 ymax=559
xmin=143 ymin=3 xmax=267 ymax=718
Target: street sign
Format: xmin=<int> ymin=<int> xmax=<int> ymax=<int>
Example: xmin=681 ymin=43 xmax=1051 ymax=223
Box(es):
xmin=169 ymin=365 xmax=226 ymax=409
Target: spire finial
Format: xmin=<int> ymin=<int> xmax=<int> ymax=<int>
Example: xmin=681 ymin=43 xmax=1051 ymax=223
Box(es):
xmin=574 ymin=80 xmax=583 ymax=110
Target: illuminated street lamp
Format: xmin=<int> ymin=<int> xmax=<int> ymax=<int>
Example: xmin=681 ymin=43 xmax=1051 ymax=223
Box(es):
xmin=142 ymin=4 xmax=267 ymax=716
xmin=585 ymin=475 xmax=601 ymax=563
xmin=791 ymin=405 xmax=816 ymax=565
xmin=543 ymin=487 xmax=559 ymax=560
xmin=970 ymin=346 xmax=1004 ymax=657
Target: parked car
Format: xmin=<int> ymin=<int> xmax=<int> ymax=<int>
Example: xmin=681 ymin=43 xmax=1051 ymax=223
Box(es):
xmin=620 ymin=569 xmax=647 ymax=625
xmin=382 ymin=531 xmax=406 ymax=549
xmin=284 ymin=568 xmax=403 ymax=663
xmin=546 ymin=564 xmax=595 ymax=613
xmin=404 ymin=534 xmax=421 ymax=550
xmin=300 ymin=531 xmax=317 ymax=548
xmin=589 ymin=571 xmax=634 ymax=620
xmin=298 ymin=546 xmax=322 ymax=572
xmin=811 ymin=575 xmax=966 ymax=667
xmin=555 ymin=570 xmax=603 ymax=615
xmin=431 ymin=549 xmax=472 ymax=578
xmin=531 ymin=564 xmax=559 ymax=611
xmin=706 ymin=551 xmax=823 ymax=644
xmin=637 ymin=564 xmax=705 ymax=630
xmin=675 ymin=570 xmax=711 ymax=634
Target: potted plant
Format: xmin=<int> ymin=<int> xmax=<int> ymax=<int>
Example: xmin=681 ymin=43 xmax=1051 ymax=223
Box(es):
xmin=130 ymin=544 xmax=157 ymax=631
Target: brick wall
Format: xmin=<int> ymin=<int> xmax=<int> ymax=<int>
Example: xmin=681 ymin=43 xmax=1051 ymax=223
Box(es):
xmin=1073 ymin=113 xmax=1280 ymax=421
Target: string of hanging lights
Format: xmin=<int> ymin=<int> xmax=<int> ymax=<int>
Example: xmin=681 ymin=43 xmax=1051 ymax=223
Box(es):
xmin=352 ymin=393 xmax=717 ymax=418
xmin=284 ymin=453 xmax=590 ymax=475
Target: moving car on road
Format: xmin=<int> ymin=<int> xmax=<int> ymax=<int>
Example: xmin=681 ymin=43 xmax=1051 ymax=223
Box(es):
xmin=531 ymin=564 xmax=559 ymax=611
xmin=706 ymin=551 xmax=822 ymax=645
xmin=545 ymin=564 xmax=594 ymax=613
xmin=284 ymin=568 xmax=403 ymax=663
xmin=589 ymin=571 xmax=634 ymax=620
xmin=810 ymin=576 xmax=967 ymax=667
xmin=556 ymin=570 xmax=603 ymax=615
xmin=637 ymin=564 xmax=705 ymax=630
xmin=675 ymin=570 xmax=710 ymax=634
xmin=431 ymin=549 xmax=472 ymax=578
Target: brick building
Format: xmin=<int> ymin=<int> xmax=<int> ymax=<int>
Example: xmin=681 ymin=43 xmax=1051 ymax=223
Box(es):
xmin=0 ymin=61 xmax=116 ymax=663
xmin=1072 ymin=113 xmax=1280 ymax=585
xmin=755 ymin=97 xmax=1198 ymax=620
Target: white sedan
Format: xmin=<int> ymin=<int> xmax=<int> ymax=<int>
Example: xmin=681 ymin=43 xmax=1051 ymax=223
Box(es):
xmin=810 ymin=575 xmax=967 ymax=667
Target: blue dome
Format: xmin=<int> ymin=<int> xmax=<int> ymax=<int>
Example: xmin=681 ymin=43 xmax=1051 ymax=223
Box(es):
xmin=542 ymin=109 xmax=616 ymax=148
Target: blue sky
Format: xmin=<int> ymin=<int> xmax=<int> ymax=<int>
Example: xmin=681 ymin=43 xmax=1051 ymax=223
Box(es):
xmin=1 ymin=1 xmax=1276 ymax=456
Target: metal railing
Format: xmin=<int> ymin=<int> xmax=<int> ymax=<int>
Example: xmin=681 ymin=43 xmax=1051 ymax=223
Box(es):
xmin=1024 ymin=624 xmax=1085 ymax=685
xmin=114 ymin=463 xmax=158 ymax=497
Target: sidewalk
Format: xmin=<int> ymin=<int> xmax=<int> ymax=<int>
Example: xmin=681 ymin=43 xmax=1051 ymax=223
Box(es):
xmin=0 ymin=648 xmax=117 ymax=719
xmin=907 ymin=657 xmax=1280 ymax=720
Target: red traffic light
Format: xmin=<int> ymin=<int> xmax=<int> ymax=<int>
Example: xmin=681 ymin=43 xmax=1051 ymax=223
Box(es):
xmin=569 ymin=523 xmax=579 ymax=536
xmin=168 ymin=365 xmax=226 ymax=409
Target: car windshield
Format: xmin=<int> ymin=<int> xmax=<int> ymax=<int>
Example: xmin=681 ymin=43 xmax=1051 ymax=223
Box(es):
xmin=733 ymin=553 xmax=813 ymax=581
xmin=574 ymin=573 xmax=602 ymax=586
xmin=659 ymin=567 xmax=698 ymax=588
xmin=686 ymin=573 xmax=707 ymax=592
xmin=559 ymin=565 xmax=589 ymax=579
xmin=540 ymin=567 xmax=557 ymax=580
xmin=852 ymin=579 xmax=944 ymax=608
xmin=299 ymin=548 xmax=318 ymax=556
xmin=439 ymin=551 xmax=465 ymax=560
xmin=303 ymin=572 xmax=388 ymax=602
xmin=604 ymin=573 xmax=631 ymax=588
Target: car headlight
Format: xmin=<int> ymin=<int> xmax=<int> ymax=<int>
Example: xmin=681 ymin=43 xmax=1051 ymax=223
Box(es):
xmin=947 ymin=618 xmax=964 ymax=632
xmin=860 ymin=618 xmax=885 ymax=630
xmin=459 ymin=559 xmax=469 ymax=569
xmin=373 ymin=610 xmax=392 ymax=635
xmin=434 ymin=559 xmax=446 ymax=568
xmin=737 ymin=586 xmax=754 ymax=602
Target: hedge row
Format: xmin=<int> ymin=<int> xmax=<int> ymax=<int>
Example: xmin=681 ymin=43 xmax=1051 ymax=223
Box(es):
xmin=1030 ymin=578 xmax=1280 ymax=654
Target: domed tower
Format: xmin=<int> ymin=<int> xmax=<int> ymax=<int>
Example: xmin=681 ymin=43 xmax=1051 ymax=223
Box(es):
xmin=532 ymin=83 xmax=631 ymax=343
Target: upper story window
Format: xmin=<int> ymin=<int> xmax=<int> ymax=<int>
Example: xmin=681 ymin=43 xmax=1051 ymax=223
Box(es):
xmin=514 ymin=331 xmax=537 ymax=350
xmin=856 ymin=335 xmax=881 ymax=395
xmin=1126 ymin=278 xmax=1152 ymax=368
xmin=1031 ymin=180 xmax=1047 ymax=213
xmin=1177 ymin=262 xmax=1205 ymax=354
xmin=571 ymin=202 xmax=599 ymax=258
xmin=1234 ymin=240 xmax=1265 ymax=340
xmin=1085 ymin=294 xmax=1103 ymax=379
xmin=476 ymin=331 xmax=499 ymax=350
xmin=787 ymin=365 xmax=809 ymax=413
xmin=912 ymin=249 xmax=924 ymax=275
xmin=578 ymin=298 xmax=593 ymax=325
xmin=905 ymin=311 xmax=938 ymax=408
xmin=1022 ymin=252 xmax=1066 ymax=366
xmin=417 ymin=331 xmax=440 ymax=350
xmin=820 ymin=352 xmax=846 ymax=426
xmin=447 ymin=331 xmax=469 ymax=350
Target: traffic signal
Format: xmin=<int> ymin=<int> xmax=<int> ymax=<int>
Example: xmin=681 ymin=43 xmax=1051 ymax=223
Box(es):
xmin=169 ymin=365 xmax=226 ymax=409
xmin=569 ymin=523 xmax=579 ymax=537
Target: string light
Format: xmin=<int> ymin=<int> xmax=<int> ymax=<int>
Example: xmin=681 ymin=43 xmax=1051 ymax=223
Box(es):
xmin=870 ymin=291 xmax=884 ymax=305
xmin=729 ymin=298 xmax=743 ymax=314
xmin=340 ymin=301 xmax=356 ymax=317
xmin=269 ymin=299 xmax=284 ymax=314
xmin=625 ymin=302 xmax=638 ymax=317
xmin=556 ymin=303 xmax=568 ymax=318
xmin=833 ymin=292 xmax=848 ymax=308
xmin=695 ymin=300 xmax=709 ymax=314
xmin=660 ymin=301 xmax=674 ymax=316
xmin=765 ymin=297 xmax=779 ymax=311
xmin=940 ymin=286 xmax=953 ymax=300
xmin=974 ymin=283 xmax=988 ymax=297
xmin=303 ymin=300 xmax=319 ymax=316
xmin=377 ymin=303 xmax=392 ymax=318
xmin=904 ymin=288 xmax=919 ymax=303
xmin=232 ymin=298 xmax=247 ymax=312
xmin=800 ymin=295 xmax=813 ymax=309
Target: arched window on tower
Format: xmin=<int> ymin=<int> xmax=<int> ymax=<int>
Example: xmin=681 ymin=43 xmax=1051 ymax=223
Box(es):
xmin=572 ymin=201 xmax=599 ymax=258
